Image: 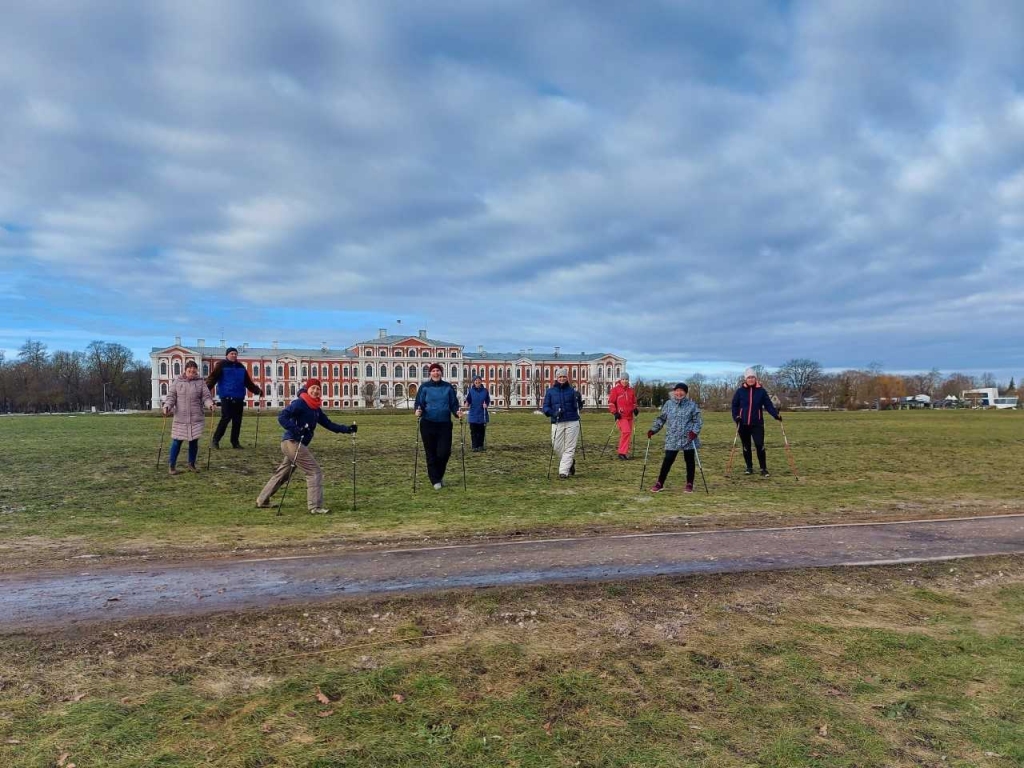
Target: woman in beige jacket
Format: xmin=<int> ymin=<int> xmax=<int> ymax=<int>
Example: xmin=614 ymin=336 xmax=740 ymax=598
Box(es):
xmin=163 ymin=360 xmax=215 ymax=475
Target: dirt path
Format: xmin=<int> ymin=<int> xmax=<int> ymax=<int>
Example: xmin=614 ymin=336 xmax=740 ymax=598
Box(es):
xmin=3 ymin=514 xmax=1023 ymax=631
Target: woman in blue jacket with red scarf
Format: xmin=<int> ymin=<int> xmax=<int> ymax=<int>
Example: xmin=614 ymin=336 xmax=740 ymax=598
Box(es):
xmin=731 ymin=367 xmax=781 ymax=477
xmin=256 ymin=378 xmax=356 ymax=514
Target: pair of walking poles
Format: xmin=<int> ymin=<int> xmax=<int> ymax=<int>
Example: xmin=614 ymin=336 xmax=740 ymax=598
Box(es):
xmin=276 ymin=422 xmax=358 ymax=515
xmin=412 ymin=417 xmax=468 ymax=492
xmin=724 ymin=420 xmax=800 ymax=480
xmin=599 ymin=418 xmax=637 ymax=458
xmin=637 ymin=436 xmax=709 ymax=494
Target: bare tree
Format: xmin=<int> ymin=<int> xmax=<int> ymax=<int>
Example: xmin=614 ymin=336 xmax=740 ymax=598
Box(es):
xmin=777 ymin=358 xmax=823 ymax=402
xmin=361 ymin=381 xmax=376 ymax=406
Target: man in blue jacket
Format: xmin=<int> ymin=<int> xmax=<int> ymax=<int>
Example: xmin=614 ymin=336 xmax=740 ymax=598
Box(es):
xmin=414 ymin=363 xmax=461 ymax=489
xmin=731 ymin=367 xmax=782 ymax=477
xmin=464 ymin=374 xmax=491 ymax=452
xmin=543 ymin=367 xmax=584 ymax=479
xmin=255 ymin=378 xmax=356 ymax=514
xmin=206 ymin=346 xmax=262 ymax=449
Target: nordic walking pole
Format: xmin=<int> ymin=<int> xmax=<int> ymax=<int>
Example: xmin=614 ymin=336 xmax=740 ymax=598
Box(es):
xmin=639 ymin=437 xmax=652 ymax=490
xmin=693 ymin=445 xmax=710 ymax=495
xmin=351 ymin=421 xmax=357 ymax=511
xmin=253 ymin=398 xmax=262 ymax=448
xmin=576 ymin=414 xmax=587 ymax=461
xmin=155 ymin=409 xmax=169 ymax=469
xmin=599 ymin=423 xmax=617 ymax=457
xmin=459 ymin=416 xmax=467 ymax=490
xmin=779 ymin=419 xmax=800 ymax=481
xmin=276 ymin=427 xmax=307 ymax=516
xmin=205 ymin=406 xmax=215 ymax=470
xmin=630 ymin=417 xmax=637 ymax=458
xmin=724 ymin=420 xmax=740 ymax=477
xmin=547 ymin=412 xmax=560 ymax=480
xmin=412 ymin=417 xmax=421 ymax=493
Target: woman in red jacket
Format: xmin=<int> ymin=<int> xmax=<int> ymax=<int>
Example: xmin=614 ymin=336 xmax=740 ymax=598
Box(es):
xmin=607 ymin=372 xmax=638 ymax=460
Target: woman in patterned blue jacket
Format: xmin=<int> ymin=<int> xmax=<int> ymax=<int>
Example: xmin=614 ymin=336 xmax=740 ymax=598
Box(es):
xmin=646 ymin=382 xmax=703 ymax=493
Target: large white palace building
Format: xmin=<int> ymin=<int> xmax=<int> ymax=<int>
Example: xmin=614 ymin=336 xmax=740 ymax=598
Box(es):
xmin=151 ymin=329 xmax=626 ymax=410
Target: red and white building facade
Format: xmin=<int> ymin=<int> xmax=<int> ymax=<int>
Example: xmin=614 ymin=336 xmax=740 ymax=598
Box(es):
xmin=151 ymin=330 xmax=626 ymax=410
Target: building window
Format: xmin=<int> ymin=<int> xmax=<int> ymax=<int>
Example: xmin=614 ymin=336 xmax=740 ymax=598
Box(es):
xmin=380 ymin=383 xmax=389 ymax=397
xmin=277 ymin=384 xmax=284 ymax=396
xmin=344 ymin=384 xmax=349 ymax=396
xmin=379 ymin=364 xmax=387 ymax=378
xmin=252 ymin=362 xmax=259 ymax=376
xmin=489 ymin=366 xmax=495 ymax=379
xmin=333 ymin=365 xmax=339 ymax=378
xmin=365 ymin=364 xmax=373 ymax=378
xmin=395 ymin=364 xmax=403 ymax=378
xmin=409 ymin=365 xmax=418 ymax=379
xmin=289 ymin=365 xmax=296 ymax=378
xmin=545 ymin=367 xmax=551 ymax=378
xmin=451 ymin=364 xmax=458 ymax=378
xmin=290 ymin=383 xmax=296 ymax=397
xmin=333 ymin=383 xmax=339 ymax=396
xmin=451 ymin=349 xmax=459 ymax=358
xmin=265 ymin=364 xmax=271 ymax=377
xmin=344 ymin=401 xmax=349 ymax=407
xmin=395 ymin=384 xmax=405 ymax=399
xmin=160 ymin=383 xmax=167 ymax=396
xmin=366 ymin=349 xmax=373 ymax=356
xmin=342 ymin=365 xmax=348 ymax=377
xmin=615 ymin=367 xmax=621 ymax=378
xmin=394 ymin=350 xmax=403 ymax=357
xmin=378 ymin=348 xmax=386 ymax=357
xmin=438 ymin=351 xmax=446 ymax=358
xmin=421 ymin=351 xmax=430 ymax=357
xmin=159 ymin=361 xmax=167 ymax=376
xmin=202 ymin=363 xmax=209 ymax=376
xmin=173 ymin=361 xmax=181 ymax=376
xmin=277 ymin=365 xmax=284 ymax=378
xmin=463 ymin=366 xmax=469 ymax=379
xmin=311 ymin=364 xmax=319 ymax=377
xmin=301 ymin=365 xmax=308 ymax=378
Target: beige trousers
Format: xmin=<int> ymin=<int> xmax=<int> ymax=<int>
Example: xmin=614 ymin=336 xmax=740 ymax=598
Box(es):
xmin=551 ymin=421 xmax=581 ymax=475
xmin=257 ymin=440 xmax=324 ymax=509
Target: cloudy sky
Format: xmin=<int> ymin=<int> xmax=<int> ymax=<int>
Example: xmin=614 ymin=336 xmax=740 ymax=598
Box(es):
xmin=1 ymin=1 xmax=1022 ymax=381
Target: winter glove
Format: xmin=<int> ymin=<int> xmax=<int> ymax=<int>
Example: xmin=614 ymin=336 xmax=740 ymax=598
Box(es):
xmin=688 ymin=430 xmax=698 ymax=441
xmin=632 ymin=408 xmax=639 ymax=417
xmin=556 ymin=408 xmax=563 ymax=418
xmin=349 ymin=423 xmax=358 ymax=433
xmin=613 ymin=412 xmax=621 ymax=420
xmin=776 ymin=414 xmax=783 ymax=421
xmin=646 ymin=430 xmax=654 ymax=439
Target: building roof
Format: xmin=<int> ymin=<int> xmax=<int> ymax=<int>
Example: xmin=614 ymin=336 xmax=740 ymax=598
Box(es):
xmin=349 ymin=334 xmax=462 ymax=348
xmin=151 ymin=346 xmax=357 ymax=359
xmin=464 ymin=352 xmax=619 ymax=362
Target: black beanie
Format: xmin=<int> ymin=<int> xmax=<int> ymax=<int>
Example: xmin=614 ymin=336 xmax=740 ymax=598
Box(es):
xmin=225 ymin=346 xmax=238 ymax=355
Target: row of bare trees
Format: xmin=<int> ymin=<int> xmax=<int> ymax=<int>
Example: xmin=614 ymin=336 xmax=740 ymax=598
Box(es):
xmin=0 ymin=340 xmax=152 ymax=413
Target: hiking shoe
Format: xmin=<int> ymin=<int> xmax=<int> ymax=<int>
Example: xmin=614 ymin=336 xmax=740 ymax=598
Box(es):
xmin=744 ymin=467 xmax=753 ymax=475
xmin=685 ymin=482 xmax=694 ymax=493
xmin=760 ymin=469 xmax=770 ymax=478
xmin=212 ymin=440 xmax=220 ymax=450
xmin=433 ymin=482 xmax=443 ymax=490
xmin=558 ymin=474 xmax=569 ymax=480
xmin=255 ymin=499 xmax=271 ymax=509
xmin=188 ymin=463 xmax=200 ymax=473
xmin=569 ymin=461 xmax=576 ymax=476
xmin=231 ymin=443 xmax=243 ymax=449
xmin=309 ymin=507 xmax=331 ymax=515
xmin=168 ymin=467 xmax=179 ymax=476
xmin=618 ymin=454 xmax=628 ymax=460
xmin=650 ymin=481 xmax=664 ymax=493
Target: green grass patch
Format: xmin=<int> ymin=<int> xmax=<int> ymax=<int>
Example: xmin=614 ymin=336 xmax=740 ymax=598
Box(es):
xmin=1 ymin=409 xmax=1023 ymax=566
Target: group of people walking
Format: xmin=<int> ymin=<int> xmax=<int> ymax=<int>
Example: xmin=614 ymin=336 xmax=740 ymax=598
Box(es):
xmin=160 ymin=349 xmax=784 ymax=512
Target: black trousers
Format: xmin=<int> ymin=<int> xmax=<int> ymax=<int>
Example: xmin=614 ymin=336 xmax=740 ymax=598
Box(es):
xmin=738 ymin=423 xmax=767 ymax=470
xmin=420 ymin=419 xmax=453 ymax=484
xmin=213 ymin=398 xmax=245 ymax=446
xmin=469 ymin=422 xmax=486 ymax=449
xmin=658 ymin=449 xmax=695 ymax=485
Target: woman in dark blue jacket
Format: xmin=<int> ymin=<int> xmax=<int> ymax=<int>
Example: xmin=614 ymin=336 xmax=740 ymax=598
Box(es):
xmin=731 ymin=368 xmax=781 ymax=477
xmin=464 ymin=375 xmax=491 ymax=452
xmin=542 ymin=367 xmax=584 ymax=479
xmin=256 ymin=379 xmax=356 ymax=513
xmin=413 ymin=363 xmax=461 ymax=489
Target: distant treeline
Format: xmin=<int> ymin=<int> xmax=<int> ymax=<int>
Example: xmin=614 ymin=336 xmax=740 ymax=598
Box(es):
xmin=0 ymin=343 xmax=1016 ymax=413
xmin=617 ymin=359 xmax=1016 ymax=411
xmin=0 ymin=340 xmax=151 ymax=413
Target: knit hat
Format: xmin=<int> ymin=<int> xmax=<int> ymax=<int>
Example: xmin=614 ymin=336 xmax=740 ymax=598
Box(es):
xmin=554 ymin=367 xmax=569 ymax=378
xmin=744 ymin=367 xmax=757 ymax=379
xmin=673 ymin=382 xmax=688 ymax=392
xmin=428 ymin=362 xmax=443 ymax=373
xmin=473 ymin=374 xmax=483 ymax=381
xmin=305 ymin=378 xmax=321 ymax=389
xmin=225 ymin=346 xmax=238 ymax=356
xmin=620 ymin=372 xmax=630 ymax=382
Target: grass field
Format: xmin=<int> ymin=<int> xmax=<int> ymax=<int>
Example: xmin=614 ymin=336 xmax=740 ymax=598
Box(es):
xmin=1 ymin=558 xmax=1022 ymax=767
xmin=1 ymin=409 xmax=1022 ymax=570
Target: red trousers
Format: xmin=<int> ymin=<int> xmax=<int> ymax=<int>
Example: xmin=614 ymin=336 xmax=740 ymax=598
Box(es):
xmin=617 ymin=417 xmax=634 ymax=456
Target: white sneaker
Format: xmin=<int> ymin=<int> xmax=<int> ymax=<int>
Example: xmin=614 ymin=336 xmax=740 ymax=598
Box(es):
xmin=308 ymin=507 xmax=331 ymax=515
xmin=433 ymin=482 xmax=443 ymax=490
